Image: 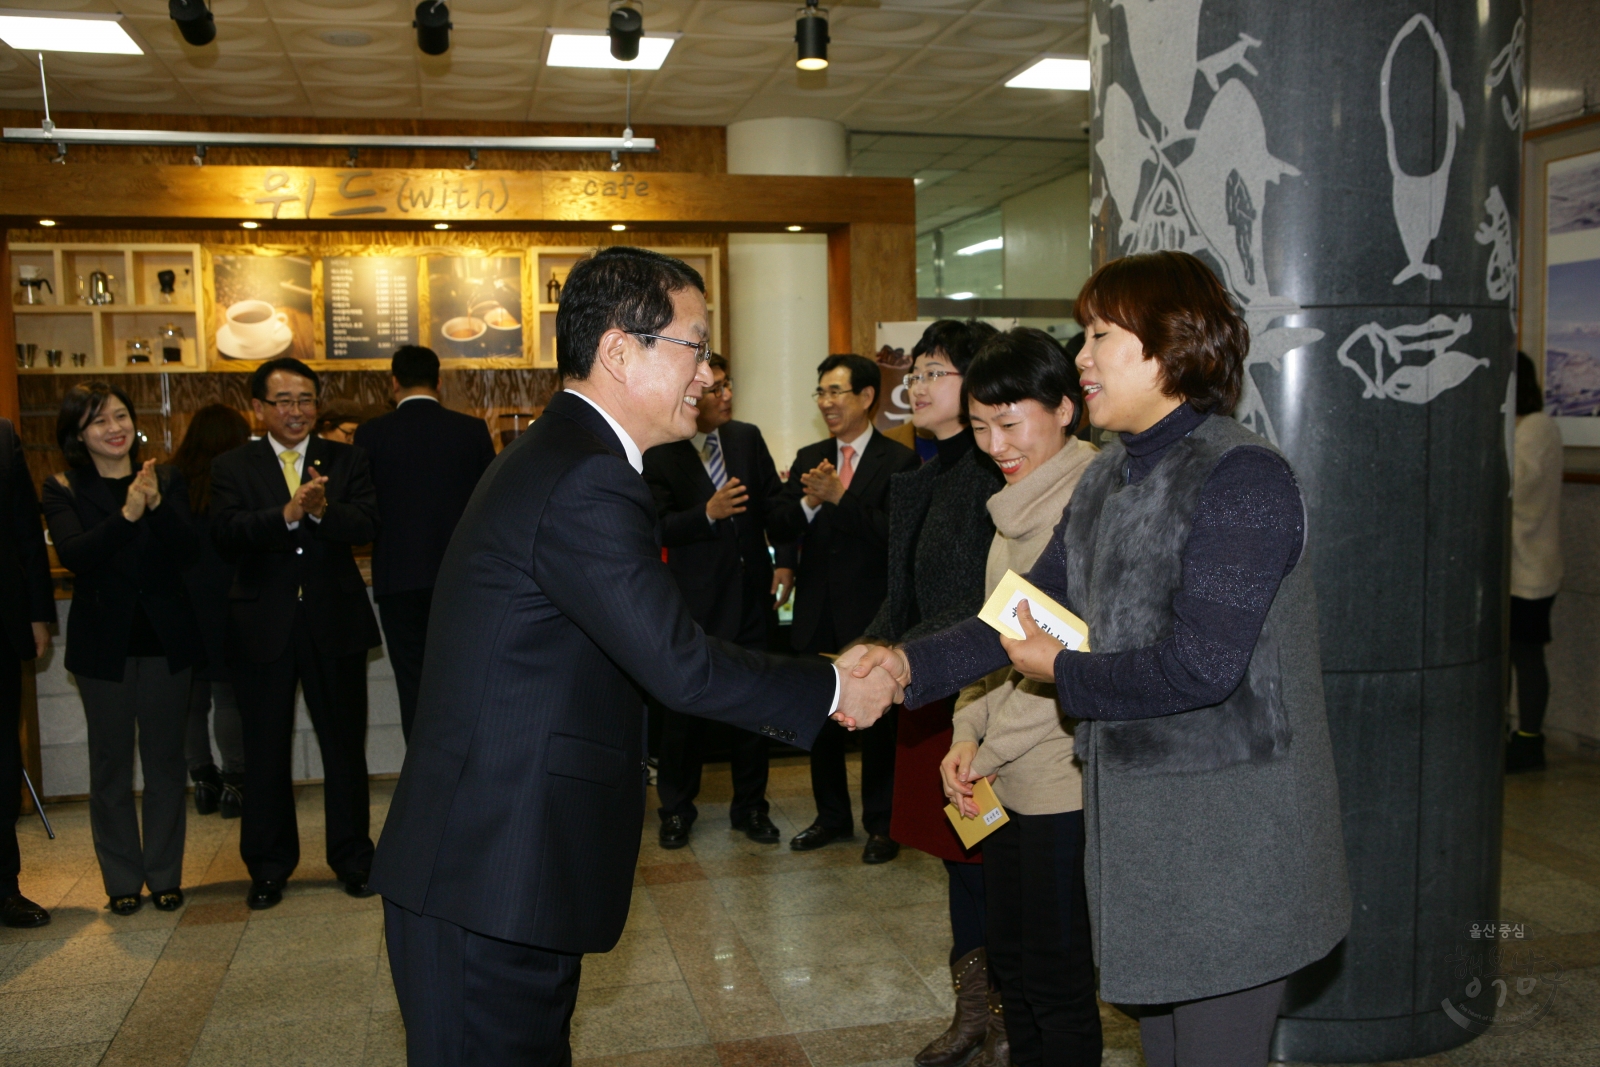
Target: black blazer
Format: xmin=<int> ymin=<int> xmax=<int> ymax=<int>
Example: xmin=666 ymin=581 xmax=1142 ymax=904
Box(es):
xmin=42 ymin=465 xmax=203 ymax=683
xmin=642 ymin=419 xmax=794 ymax=642
xmin=353 ymin=398 xmax=496 ymax=597
xmin=769 ymin=431 xmax=921 ymax=653
xmin=0 ymin=419 xmax=55 ymax=660
xmin=370 ymin=391 xmax=836 ymax=953
xmin=209 ymin=436 xmax=381 ymax=665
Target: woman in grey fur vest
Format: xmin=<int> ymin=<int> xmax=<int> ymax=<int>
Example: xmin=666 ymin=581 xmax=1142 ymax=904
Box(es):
xmin=851 ymin=251 xmax=1351 ymax=1067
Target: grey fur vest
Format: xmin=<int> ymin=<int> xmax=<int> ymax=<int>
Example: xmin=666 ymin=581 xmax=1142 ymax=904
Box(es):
xmin=1064 ymin=415 xmax=1350 ymax=1004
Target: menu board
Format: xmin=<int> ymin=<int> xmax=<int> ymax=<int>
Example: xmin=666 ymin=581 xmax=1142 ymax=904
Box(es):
xmin=323 ymin=256 xmax=417 ymax=360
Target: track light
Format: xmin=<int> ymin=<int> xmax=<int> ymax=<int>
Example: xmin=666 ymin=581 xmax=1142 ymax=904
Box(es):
xmin=169 ymin=0 xmax=216 ymax=47
xmin=608 ymin=3 xmax=643 ymax=63
xmin=414 ymin=1 xmax=451 ymax=56
xmin=795 ymin=0 xmax=828 ymax=71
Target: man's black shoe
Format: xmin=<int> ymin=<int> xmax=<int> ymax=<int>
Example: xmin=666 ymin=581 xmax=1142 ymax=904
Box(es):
xmin=341 ymin=875 xmax=376 ymax=899
xmin=1 ymin=894 xmax=50 ymax=928
xmin=862 ymin=834 xmax=900 ymax=865
xmin=790 ymin=823 xmax=852 ymax=852
xmin=191 ymin=764 xmax=222 ymax=816
xmin=734 ymin=811 xmax=781 ymax=844
xmin=659 ymin=815 xmax=691 ymax=850
xmin=246 ymin=880 xmax=284 ymax=911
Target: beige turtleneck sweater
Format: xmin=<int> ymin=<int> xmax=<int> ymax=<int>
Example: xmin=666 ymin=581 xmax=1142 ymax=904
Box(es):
xmin=951 ymin=436 xmax=1097 ymax=815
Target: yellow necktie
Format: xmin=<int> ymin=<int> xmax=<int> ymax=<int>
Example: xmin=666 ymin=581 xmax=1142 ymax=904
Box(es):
xmin=281 ymin=450 xmax=301 ymax=495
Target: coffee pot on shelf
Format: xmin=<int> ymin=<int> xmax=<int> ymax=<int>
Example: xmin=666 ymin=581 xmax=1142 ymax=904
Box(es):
xmin=86 ymin=271 xmax=116 ymax=305
xmin=159 ymin=323 xmax=185 ymax=364
xmin=15 ymin=266 xmax=52 ymax=305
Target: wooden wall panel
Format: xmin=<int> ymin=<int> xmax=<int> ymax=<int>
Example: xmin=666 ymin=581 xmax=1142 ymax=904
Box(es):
xmin=847 ymin=222 xmax=917 ymax=358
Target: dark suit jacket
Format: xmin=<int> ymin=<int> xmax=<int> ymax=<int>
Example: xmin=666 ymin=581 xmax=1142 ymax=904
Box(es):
xmin=642 ymin=419 xmax=793 ymax=644
xmin=769 ymin=431 xmax=921 ymax=653
xmin=0 ymin=419 xmax=55 ymax=660
xmin=353 ymin=398 xmax=496 ymax=597
xmin=370 ymin=391 xmax=836 ymax=953
xmin=209 ymin=436 xmax=381 ymax=665
xmin=42 ymin=465 xmax=203 ymax=683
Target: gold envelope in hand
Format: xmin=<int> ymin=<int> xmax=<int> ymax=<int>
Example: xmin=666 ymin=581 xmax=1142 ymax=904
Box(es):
xmin=944 ymin=776 xmax=1010 ymax=850
xmin=977 ymin=570 xmax=1090 ymax=651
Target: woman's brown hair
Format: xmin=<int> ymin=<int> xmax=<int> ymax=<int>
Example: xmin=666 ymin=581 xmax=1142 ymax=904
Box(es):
xmin=1074 ymin=250 xmax=1249 ymax=414
xmin=172 ymin=404 xmax=251 ymax=514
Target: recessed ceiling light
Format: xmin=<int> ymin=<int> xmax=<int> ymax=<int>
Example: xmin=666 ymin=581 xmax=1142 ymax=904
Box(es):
xmin=947 ymin=292 xmax=975 ymax=300
xmin=956 ymin=237 xmax=1003 ymax=256
xmin=611 ymin=224 xmax=627 ymax=232
xmin=547 ymin=30 xmax=675 ymax=70
xmin=434 ymin=223 xmax=450 ymax=230
xmin=320 ymin=30 xmax=373 ymax=48
xmin=240 ymin=221 xmax=260 ymax=230
xmin=786 ymin=225 xmax=803 ymax=232
xmin=0 ymin=12 xmax=143 ymax=55
xmin=1006 ymin=57 xmax=1090 ymax=91
xmin=38 ymin=219 xmax=56 ymax=227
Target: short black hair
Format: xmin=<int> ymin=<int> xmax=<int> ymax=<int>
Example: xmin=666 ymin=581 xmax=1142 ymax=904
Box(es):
xmin=964 ymin=328 xmax=1084 ymax=433
xmin=706 ymin=352 xmax=730 ymax=376
xmin=912 ymin=319 xmax=999 ymax=376
xmin=556 ymin=246 xmax=705 ymax=380
xmin=817 ymin=354 xmax=880 ymax=407
xmin=1516 ymin=351 xmax=1545 ymax=416
xmin=57 ymin=381 xmax=139 ymax=469
xmin=250 ymin=356 xmax=320 ymax=401
xmin=392 ymin=345 xmax=441 ymax=389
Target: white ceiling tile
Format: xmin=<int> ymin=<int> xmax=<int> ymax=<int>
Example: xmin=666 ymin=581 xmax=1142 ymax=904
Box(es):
xmin=685 ymin=2 xmax=800 ymax=40
xmin=116 ymin=0 xmax=274 ymax=15
xmin=124 ymin=15 xmax=282 ymax=56
xmin=291 ymin=55 xmax=413 ymax=85
xmin=164 ymin=54 xmax=300 ymax=82
xmin=264 ymin=0 xmax=410 ymax=23
xmin=865 ymin=77 xmax=979 ymax=106
xmin=179 ymin=80 xmax=312 ymax=109
xmin=668 ymin=37 xmax=789 ymax=69
xmin=442 ymin=27 xmax=549 ymax=62
xmin=952 ymin=17 xmax=1074 ymax=53
xmin=53 ymin=77 xmax=191 ymax=106
xmin=447 ymin=0 xmax=559 ymax=28
xmin=312 ymin=83 xmax=422 ymax=109
xmin=418 ymin=60 xmax=538 ymax=87
xmin=277 ymin=22 xmax=416 ymax=56
xmin=830 ymin=8 xmax=958 ymax=45
xmin=637 ymin=95 xmax=746 ymax=122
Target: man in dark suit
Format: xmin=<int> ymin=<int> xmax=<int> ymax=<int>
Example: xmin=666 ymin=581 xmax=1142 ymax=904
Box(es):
xmin=210 ymin=358 xmax=382 ymax=911
xmin=0 ymin=418 xmax=57 ymax=929
xmin=770 ymin=354 xmax=920 ymax=864
xmin=354 ymin=345 xmax=495 ymax=741
xmin=371 ymin=247 xmax=900 ymax=1065
xmin=642 ymin=353 xmax=795 ymax=849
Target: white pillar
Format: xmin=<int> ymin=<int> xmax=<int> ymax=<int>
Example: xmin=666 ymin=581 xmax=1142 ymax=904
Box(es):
xmin=726 ymin=118 xmax=846 ymax=469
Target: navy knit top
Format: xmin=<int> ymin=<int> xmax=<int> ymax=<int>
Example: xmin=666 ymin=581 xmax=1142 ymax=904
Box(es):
xmin=902 ymin=405 xmax=1305 ymax=721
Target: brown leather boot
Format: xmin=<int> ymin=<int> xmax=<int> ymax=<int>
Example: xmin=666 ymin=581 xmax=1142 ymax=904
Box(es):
xmin=975 ymin=988 xmax=1010 ymax=1067
xmin=914 ymin=948 xmax=989 ymax=1067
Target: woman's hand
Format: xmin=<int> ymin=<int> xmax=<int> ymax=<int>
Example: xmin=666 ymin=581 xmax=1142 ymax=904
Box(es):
xmin=941 ymin=741 xmax=983 ymax=818
xmin=121 ymin=467 xmax=150 ymax=522
xmin=998 ymin=599 xmax=1063 ymax=684
xmin=131 ymin=459 xmax=162 ymax=511
xmin=850 ymin=644 xmax=910 ymax=688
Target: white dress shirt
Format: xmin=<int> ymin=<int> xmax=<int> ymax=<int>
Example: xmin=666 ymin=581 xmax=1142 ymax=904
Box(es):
xmin=397 ymin=394 xmax=439 ymax=408
xmin=268 ymin=433 xmax=321 ymax=530
xmin=801 ymin=425 xmax=875 ymax=523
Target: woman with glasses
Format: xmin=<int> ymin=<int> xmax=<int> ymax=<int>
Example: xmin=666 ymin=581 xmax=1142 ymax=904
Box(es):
xmin=43 ymin=383 xmax=204 ymax=916
xmin=859 ymin=319 xmax=1010 ymax=1067
xmin=315 ymin=399 xmax=368 ymax=445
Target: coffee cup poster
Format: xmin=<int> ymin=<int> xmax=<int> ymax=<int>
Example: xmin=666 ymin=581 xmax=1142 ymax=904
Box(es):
xmin=425 ymin=255 xmax=523 ymax=359
xmin=1544 ymin=148 xmax=1600 ymax=418
xmin=212 ymin=254 xmax=315 ymax=363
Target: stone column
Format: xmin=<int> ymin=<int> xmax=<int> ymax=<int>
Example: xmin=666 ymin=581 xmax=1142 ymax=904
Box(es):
xmin=1089 ymin=1 xmax=1523 ymax=1060
xmin=726 ymin=117 xmax=845 ymax=469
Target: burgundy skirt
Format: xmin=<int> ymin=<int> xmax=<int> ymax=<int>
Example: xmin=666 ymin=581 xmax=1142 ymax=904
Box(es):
xmin=890 ymin=696 xmax=981 ymax=864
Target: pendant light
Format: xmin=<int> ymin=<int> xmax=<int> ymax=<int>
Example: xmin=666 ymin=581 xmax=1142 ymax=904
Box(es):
xmin=795 ymin=0 xmax=828 ymax=71
xmin=414 ymin=1 xmax=451 ymax=56
xmin=608 ymin=2 xmax=643 ymax=62
xmin=168 ymin=0 xmax=216 ymax=47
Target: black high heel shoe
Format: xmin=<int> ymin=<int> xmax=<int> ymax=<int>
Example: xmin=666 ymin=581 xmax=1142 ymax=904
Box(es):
xmin=191 ymin=764 xmax=223 ymax=816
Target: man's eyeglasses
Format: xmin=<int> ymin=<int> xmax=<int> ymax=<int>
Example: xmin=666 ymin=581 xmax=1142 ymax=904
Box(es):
xmin=706 ymin=380 xmax=733 ymax=397
xmin=812 ymin=387 xmax=863 ymax=402
xmin=631 ymin=332 xmax=712 ymax=364
xmin=266 ymin=398 xmax=317 ymax=412
xmin=904 ymin=370 xmax=959 ymax=387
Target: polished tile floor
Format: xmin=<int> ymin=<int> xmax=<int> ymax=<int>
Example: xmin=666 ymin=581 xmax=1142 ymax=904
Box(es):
xmin=2 ymin=752 xmax=1597 ymax=1066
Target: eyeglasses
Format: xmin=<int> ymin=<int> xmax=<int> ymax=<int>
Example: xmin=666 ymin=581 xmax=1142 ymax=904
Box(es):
xmin=904 ymin=369 xmax=959 ymax=387
xmin=266 ymin=398 xmax=317 ymax=412
xmin=631 ymin=332 xmax=712 ymax=364
xmin=706 ymin=380 xmax=733 ymax=397
xmin=812 ymin=386 xmax=863 ymax=402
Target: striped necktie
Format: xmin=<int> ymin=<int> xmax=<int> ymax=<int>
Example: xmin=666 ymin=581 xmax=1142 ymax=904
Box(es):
xmin=703 ymin=432 xmax=728 ymax=489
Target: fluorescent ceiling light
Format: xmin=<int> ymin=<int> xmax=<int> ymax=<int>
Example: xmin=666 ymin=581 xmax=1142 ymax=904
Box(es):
xmin=947 ymin=292 xmax=975 ymax=300
xmin=0 ymin=12 xmax=142 ymax=55
xmin=955 ymin=237 xmax=1003 ymax=256
xmin=1006 ymin=57 xmax=1090 ymax=91
xmin=547 ymin=30 xmax=676 ymax=70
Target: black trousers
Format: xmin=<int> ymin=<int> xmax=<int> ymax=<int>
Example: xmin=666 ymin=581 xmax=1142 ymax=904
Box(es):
xmin=984 ymin=809 xmax=1102 ymax=1067
xmin=1 ymin=652 xmax=22 ymax=897
xmin=947 ymin=858 xmax=988 ymax=964
xmin=655 ymin=706 xmax=770 ymax=825
xmin=377 ymin=587 xmax=432 ymax=741
xmin=385 ymin=898 xmax=582 ymax=1067
xmin=233 ymin=613 xmax=374 ymax=884
xmin=1137 ymin=978 xmax=1287 ymax=1067
xmin=808 ymin=708 xmax=897 ymax=836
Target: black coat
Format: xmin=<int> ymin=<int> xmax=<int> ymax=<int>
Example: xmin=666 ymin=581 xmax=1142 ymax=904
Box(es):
xmin=209 ymin=436 xmax=381 ymax=665
xmin=769 ymin=431 xmax=921 ymax=653
xmin=0 ymin=419 xmax=55 ymax=660
xmin=370 ymin=391 xmax=836 ymax=953
xmin=642 ymin=419 xmax=794 ymax=644
xmin=42 ymin=465 xmax=203 ymax=683
xmin=181 ymin=505 xmax=234 ymax=684
xmin=353 ymin=398 xmax=497 ymax=597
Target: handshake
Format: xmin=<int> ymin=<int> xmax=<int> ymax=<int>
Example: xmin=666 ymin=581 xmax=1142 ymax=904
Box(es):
xmin=828 ymin=644 xmax=915 ymax=730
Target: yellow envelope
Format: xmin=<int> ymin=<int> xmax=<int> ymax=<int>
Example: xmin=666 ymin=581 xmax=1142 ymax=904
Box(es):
xmin=944 ymin=776 xmax=1010 ymax=850
xmin=977 ymin=570 xmax=1090 ymax=652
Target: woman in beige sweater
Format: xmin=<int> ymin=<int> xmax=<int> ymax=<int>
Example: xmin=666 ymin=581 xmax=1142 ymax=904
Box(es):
xmin=943 ymin=329 xmax=1101 ymax=1066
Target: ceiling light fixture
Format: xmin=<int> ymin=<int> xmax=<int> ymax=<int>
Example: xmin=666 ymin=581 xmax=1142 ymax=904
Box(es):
xmin=0 ymin=11 xmax=143 ymax=54
xmin=611 ymin=224 xmax=627 ymax=231
xmin=414 ymin=1 xmax=451 ymax=56
xmin=947 ymin=291 xmax=975 ymax=300
xmin=547 ymin=29 xmax=674 ymax=70
xmin=38 ymin=218 xmax=56 ymax=227
xmin=955 ymin=237 xmax=1003 ymax=256
xmin=4 ymin=127 xmax=657 ymax=155
xmin=168 ymin=0 xmax=215 ymax=47
xmin=240 ymin=221 xmax=260 ymax=229
xmin=1005 ymin=56 xmax=1090 ymax=91
xmin=434 ymin=223 xmax=450 ymax=230
xmin=795 ymin=0 xmax=828 ymax=71
xmin=786 ymin=225 xmax=803 ymax=232
xmin=608 ymin=2 xmax=643 ymax=62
